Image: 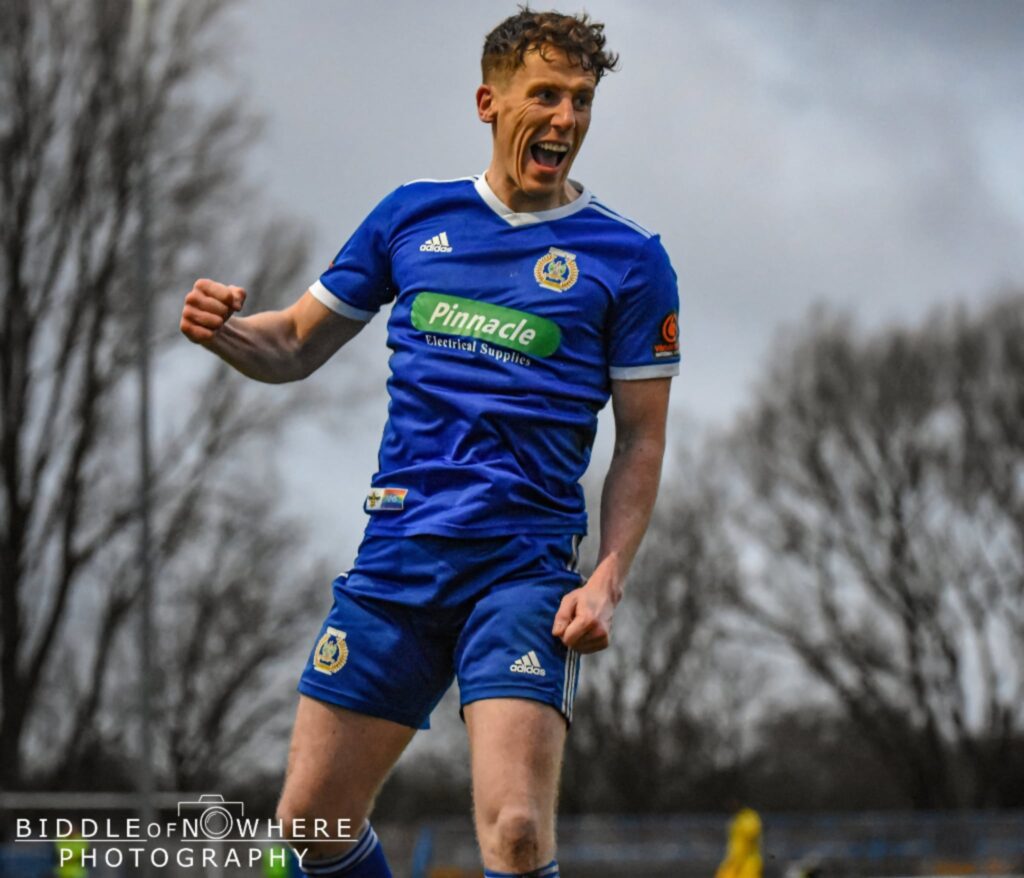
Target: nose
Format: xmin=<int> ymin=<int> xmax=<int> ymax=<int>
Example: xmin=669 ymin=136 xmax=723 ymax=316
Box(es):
xmin=552 ymin=96 xmax=576 ymax=131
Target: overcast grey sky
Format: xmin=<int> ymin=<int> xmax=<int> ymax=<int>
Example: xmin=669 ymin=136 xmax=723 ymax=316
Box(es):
xmin=210 ymin=0 xmax=1024 ymax=563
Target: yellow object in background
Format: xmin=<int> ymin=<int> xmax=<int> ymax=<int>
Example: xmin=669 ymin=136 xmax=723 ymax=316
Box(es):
xmin=53 ymin=833 xmax=89 ymax=878
xmin=263 ymin=845 xmax=293 ymax=878
xmin=715 ymin=807 xmax=763 ymax=878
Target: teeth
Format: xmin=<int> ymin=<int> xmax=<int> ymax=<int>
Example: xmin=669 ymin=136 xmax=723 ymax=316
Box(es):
xmin=536 ymin=142 xmax=569 ymax=152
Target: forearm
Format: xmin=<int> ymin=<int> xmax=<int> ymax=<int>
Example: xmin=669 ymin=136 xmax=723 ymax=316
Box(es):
xmin=183 ymin=283 xmax=364 ymax=382
xmin=202 ymin=309 xmax=309 ymax=383
xmin=553 ymin=378 xmax=670 ymax=651
xmin=594 ymin=432 xmax=666 ymax=602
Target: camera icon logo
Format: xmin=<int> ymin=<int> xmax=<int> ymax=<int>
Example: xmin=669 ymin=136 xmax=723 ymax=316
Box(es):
xmin=177 ymin=794 xmax=245 ymax=840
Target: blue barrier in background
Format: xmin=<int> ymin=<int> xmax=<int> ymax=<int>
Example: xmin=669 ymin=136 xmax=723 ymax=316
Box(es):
xmin=0 ymin=847 xmax=53 ymax=877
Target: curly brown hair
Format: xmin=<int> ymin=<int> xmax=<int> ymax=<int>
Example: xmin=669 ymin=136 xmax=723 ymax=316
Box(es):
xmin=481 ymin=8 xmax=619 ymax=85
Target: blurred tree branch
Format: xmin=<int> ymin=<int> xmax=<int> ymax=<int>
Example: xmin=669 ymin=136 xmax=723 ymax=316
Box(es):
xmin=724 ymin=296 xmax=1024 ymax=807
xmin=1 ymin=0 xmax=317 ymax=791
xmin=563 ymin=446 xmax=742 ymax=812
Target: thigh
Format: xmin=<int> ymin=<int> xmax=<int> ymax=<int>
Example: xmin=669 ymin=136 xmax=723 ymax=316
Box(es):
xmin=466 ymin=698 xmax=567 ymax=870
xmin=277 ymin=696 xmax=414 ymax=845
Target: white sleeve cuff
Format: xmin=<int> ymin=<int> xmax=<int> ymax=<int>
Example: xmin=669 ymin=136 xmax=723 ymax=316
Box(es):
xmin=310 ymin=280 xmax=377 ymax=322
xmin=609 ymin=362 xmax=680 ymax=380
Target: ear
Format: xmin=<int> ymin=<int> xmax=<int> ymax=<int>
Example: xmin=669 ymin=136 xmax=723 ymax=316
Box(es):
xmin=476 ymin=84 xmax=497 ymax=124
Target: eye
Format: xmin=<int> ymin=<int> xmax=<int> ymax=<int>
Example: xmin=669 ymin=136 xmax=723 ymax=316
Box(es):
xmin=536 ymin=89 xmax=558 ymax=104
xmin=574 ymin=94 xmax=593 ymax=110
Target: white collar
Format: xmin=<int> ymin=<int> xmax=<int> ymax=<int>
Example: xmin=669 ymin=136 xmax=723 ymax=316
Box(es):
xmin=473 ymin=173 xmax=592 ymax=227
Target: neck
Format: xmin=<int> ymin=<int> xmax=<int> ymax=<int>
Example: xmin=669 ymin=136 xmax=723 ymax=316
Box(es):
xmin=484 ymin=165 xmax=579 ymax=214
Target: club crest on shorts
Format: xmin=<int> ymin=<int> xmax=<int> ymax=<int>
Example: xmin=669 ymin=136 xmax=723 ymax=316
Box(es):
xmin=313 ymin=627 xmax=349 ymax=674
xmin=534 ymin=248 xmax=579 ymax=292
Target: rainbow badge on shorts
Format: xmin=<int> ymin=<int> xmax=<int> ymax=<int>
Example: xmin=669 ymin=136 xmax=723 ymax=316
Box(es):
xmin=365 ymin=486 xmax=409 ymax=512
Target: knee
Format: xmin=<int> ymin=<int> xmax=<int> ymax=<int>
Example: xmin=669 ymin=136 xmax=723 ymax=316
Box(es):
xmin=275 ymin=798 xmax=311 ymax=843
xmin=484 ymin=805 xmax=545 ymax=872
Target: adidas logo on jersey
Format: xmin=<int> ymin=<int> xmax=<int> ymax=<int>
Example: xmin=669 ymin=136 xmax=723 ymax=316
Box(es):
xmin=510 ymin=650 xmax=547 ymax=676
xmin=420 ymin=231 xmax=453 ymax=253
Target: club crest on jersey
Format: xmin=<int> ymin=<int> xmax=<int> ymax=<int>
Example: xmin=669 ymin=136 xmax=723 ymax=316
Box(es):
xmin=534 ymin=248 xmax=579 ymax=292
xmin=313 ymin=627 xmax=348 ymax=674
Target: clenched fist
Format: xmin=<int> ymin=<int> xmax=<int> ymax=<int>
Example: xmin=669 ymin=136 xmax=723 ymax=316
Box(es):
xmin=552 ymin=570 xmax=620 ymax=654
xmin=180 ymin=279 xmax=246 ymax=343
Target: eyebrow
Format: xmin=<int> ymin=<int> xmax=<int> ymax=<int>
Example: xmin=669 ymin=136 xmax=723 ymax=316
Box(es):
xmin=529 ymin=80 xmax=595 ymax=96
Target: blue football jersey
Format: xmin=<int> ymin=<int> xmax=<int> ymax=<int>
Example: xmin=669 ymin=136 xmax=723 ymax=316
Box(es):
xmin=312 ymin=174 xmax=680 ymax=537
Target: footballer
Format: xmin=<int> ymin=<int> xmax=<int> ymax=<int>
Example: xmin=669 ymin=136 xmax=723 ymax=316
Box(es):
xmin=179 ymin=9 xmax=679 ymax=878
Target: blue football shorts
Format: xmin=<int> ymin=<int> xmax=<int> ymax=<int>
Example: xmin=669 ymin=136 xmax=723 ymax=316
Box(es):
xmin=297 ymin=532 xmax=585 ymax=729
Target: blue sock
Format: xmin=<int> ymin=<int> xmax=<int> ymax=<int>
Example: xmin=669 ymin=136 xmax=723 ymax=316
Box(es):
xmin=484 ymin=860 xmax=559 ymax=878
xmin=297 ymin=823 xmax=392 ymax=877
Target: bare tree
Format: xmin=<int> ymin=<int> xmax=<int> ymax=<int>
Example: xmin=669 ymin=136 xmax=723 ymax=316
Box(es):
xmin=724 ymin=295 xmax=1024 ymax=808
xmin=562 ymin=446 xmax=742 ymax=812
xmin=1 ymin=0 xmax=317 ymax=791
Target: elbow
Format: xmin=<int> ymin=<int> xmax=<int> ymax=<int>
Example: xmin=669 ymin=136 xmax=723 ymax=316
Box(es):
xmin=264 ymin=360 xmax=314 ymax=384
xmin=240 ymin=351 xmax=311 ymax=385
xmin=291 ymin=346 xmax=326 ymax=382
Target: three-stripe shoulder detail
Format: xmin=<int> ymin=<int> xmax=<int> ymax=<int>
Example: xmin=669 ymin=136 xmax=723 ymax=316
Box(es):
xmin=588 ymin=200 xmax=654 ymax=239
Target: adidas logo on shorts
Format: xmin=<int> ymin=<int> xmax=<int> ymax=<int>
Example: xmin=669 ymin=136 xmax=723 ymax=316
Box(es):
xmin=510 ymin=650 xmax=547 ymax=677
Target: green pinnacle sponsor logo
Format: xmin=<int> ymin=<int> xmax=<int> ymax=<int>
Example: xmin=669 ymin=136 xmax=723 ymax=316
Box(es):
xmin=411 ymin=292 xmax=561 ymax=358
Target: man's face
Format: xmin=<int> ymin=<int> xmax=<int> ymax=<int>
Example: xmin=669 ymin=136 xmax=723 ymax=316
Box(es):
xmin=478 ymin=46 xmax=597 ymax=208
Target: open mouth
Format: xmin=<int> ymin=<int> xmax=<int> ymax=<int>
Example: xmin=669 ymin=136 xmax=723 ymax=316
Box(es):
xmin=530 ymin=141 xmax=570 ymax=169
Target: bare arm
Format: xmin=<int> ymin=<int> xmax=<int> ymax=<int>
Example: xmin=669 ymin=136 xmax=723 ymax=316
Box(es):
xmin=552 ymin=377 xmax=671 ymax=653
xmin=180 ymin=279 xmax=365 ymax=383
